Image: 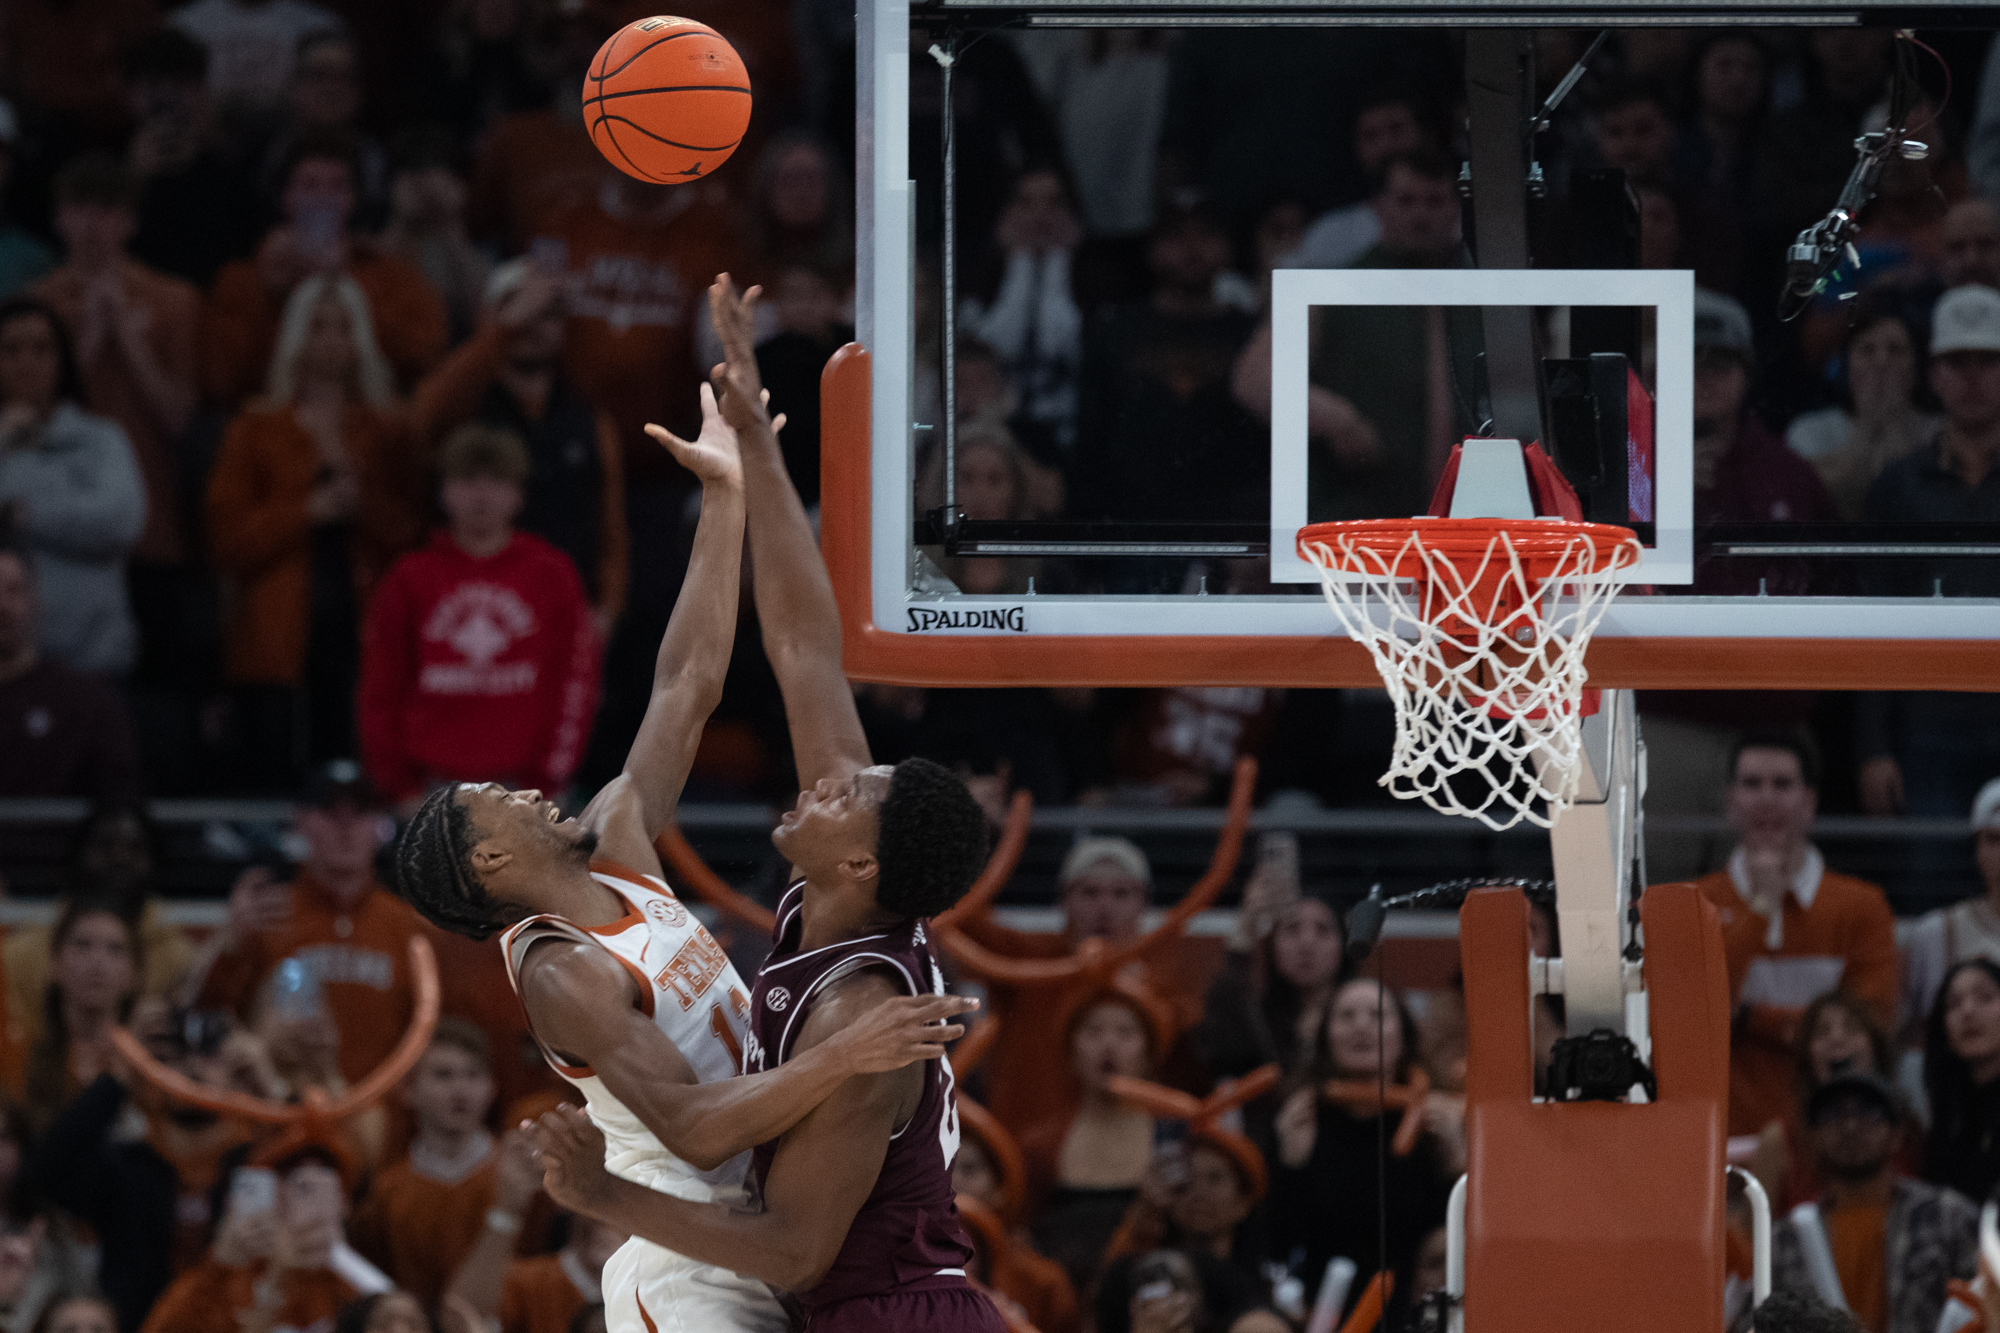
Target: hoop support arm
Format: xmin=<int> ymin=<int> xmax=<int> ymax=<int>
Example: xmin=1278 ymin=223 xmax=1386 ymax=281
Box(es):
xmin=110 ymin=935 xmax=441 ymax=1124
xmin=1542 ymin=688 xmax=1643 ymax=1039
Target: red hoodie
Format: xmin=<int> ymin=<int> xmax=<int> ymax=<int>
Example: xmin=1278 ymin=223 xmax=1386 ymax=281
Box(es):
xmin=359 ymin=530 xmax=598 ymax=801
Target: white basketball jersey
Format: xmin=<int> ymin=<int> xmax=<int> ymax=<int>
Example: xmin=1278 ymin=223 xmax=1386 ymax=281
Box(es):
xmin=501 ymin=859 xmax=755 ymax=1200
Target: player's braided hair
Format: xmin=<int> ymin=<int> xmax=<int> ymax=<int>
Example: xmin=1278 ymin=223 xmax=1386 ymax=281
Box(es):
xmin=874 ymin=757 xmax=989 ymax=920
xmin=393 ymin=785 xmax=512 ymax=939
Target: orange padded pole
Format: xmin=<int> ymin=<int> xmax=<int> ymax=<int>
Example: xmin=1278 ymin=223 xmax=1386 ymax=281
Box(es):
xmin=1459 ymin=887 xmax=1534 ymax=1106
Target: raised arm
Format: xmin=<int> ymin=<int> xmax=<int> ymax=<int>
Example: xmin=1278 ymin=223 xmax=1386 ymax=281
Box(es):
xmin=530 ymin=971 xmax=921 ymax=1290
xmin=518 ymin=941 xmax=970 ymax=1171
xmin=707 ymin=276 xmax=873 ymax=791
xmin=575 ymin=383 xmax=744 ymax=872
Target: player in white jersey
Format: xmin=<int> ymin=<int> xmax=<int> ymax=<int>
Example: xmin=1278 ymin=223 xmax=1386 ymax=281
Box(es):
xmin=391 ymin=377 xmax=974 ymax=1333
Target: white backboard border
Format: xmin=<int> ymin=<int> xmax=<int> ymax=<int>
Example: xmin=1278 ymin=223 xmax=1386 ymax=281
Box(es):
xmin=1267 ymin=267 xmax=1695 ymax=586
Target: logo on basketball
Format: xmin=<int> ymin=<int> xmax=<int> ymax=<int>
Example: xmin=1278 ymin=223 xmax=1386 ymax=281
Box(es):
xmin=645 ymin=897 xmax=687 ymax=928
xmin=766 ymin=987 xmax=791 ymax=1012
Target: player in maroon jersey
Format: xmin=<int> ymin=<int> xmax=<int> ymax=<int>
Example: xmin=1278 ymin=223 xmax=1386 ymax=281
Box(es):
xmin=530 ymin=277 xmax=1005 ymax=1331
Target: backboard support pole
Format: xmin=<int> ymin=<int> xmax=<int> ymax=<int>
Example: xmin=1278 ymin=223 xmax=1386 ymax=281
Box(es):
xmin=1464 ymin=30 xmax=1545 ymax=445
xmin=1541 ymin=688 xmax=1646 ymax=1043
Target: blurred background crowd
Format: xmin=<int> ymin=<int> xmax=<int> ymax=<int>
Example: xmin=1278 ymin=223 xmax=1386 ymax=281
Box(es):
xmin=0 ymin=6 xmax=1997 ymax=1333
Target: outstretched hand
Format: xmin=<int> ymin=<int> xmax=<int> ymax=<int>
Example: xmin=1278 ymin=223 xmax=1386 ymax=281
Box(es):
xmin=707 ymin=274 xmax=779 ymax=438
xmin=645 ymin=381 xmax=743 ymax=488
xmin=528 ymin=1105 xmax=620 ymax=1220
xmin=830 ymin=992 xmax=979 ymax=1074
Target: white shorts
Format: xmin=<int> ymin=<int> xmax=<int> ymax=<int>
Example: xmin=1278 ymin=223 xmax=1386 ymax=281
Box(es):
xmin=602 ymin=1235 xmax=788 ymax=1333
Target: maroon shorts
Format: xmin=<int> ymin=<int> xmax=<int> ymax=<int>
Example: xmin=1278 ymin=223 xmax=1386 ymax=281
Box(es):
xmin=803 ymin=1285 xmax=1007 ymax=1332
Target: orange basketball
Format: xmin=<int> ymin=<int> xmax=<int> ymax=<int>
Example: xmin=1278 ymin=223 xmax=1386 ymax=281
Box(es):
xmin=581 ymin=17 xmax=752 ymax=184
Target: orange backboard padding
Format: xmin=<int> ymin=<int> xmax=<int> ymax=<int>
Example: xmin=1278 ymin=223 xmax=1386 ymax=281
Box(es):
xmin=1640 ymin=883 xmax=1731 ymax=1108
xmin=817 ymin=343 xmax=2000 ymax=691
xmin=1459 ymin=888 xmax=1535 ymax=1108
xmin=1457 ymin=885 xmax=1729 ymax=1333
xmin=1463 ymin=1099 xmax=1724 ymax=1333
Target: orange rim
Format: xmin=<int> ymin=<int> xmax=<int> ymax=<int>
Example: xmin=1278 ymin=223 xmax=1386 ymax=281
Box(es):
xmin=1297 ymin=517 xmax=1642 ymax=582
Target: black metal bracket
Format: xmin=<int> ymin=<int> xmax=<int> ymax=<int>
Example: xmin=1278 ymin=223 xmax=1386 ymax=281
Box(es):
xmin=918 ymin=513 xmax=1269 ymax=557
xmin=1702 ymin=522 xmax=2000 ymax=557
xmin=915 ymin=0 xmax=1998 ymax=24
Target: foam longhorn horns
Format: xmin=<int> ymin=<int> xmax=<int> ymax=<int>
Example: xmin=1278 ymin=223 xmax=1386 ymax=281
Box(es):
xmin=1326 ymin=1065 xmax=1432 ymax=1158
xmin=655 ymin=787 xmax=1038 ymax=938
xmin=657 ymin=754 xmax=1251 ymax=982
xmin=937 ymin=758 xmax=1259 ymax=986
xmin=109 ymin=935 xmax=442 ymax=1123
xmin=1104 ymin=1061 xmax=1281 ymax=1125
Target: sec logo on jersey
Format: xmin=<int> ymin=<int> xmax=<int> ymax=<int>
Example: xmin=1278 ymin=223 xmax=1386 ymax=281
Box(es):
xmin=766 ymin=986 xmax=791 ymax=1012
xmin=645 ymin=897 xmax=688 ymax=928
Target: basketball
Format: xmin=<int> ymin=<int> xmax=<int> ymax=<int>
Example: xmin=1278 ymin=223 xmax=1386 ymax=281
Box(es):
xmin=581 ymin=16 xmax=752 ymax=183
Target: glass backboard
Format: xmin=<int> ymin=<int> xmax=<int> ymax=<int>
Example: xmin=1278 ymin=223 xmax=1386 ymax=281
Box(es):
xmin=834 ymin=0 xmax=2000 ymax=690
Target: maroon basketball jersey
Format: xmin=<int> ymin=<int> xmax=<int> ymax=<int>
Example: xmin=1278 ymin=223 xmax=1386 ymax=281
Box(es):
xmin=745 ymin=882 xmax=977 ymax=1313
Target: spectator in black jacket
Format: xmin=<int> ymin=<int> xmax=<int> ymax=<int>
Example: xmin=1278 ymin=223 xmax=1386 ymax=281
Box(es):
xmin=1268 ymin=978 xmax=1455 ymax=1310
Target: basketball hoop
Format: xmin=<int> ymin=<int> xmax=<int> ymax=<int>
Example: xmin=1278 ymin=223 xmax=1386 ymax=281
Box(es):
xmin=1298 ymin=517 xmax=1642 ymax=831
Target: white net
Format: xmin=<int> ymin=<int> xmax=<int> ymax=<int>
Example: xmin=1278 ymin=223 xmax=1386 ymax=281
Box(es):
xmin=1300 ymin=522 xmax=1642 ymax=831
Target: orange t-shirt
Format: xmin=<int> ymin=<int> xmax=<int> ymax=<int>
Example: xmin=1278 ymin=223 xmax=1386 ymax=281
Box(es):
xmin=954 ymin=915 xmax=1222 ymax=1141
xmin=203 ymin=403 xmax=422 ymax=686
xmin=537 ymin=187 xmax=744 ymax=490
xmin=200 ymin=247 xmax=449 ymax=409
xmin=1685 ymin=867 xmax=1901 ymax=1137
xmin=33 ymin=259 xmax=202 ymax=563
xmin=194 ymin=875 xmax=425 ymax=1085
xmin=139 ymin=1259 xmax=358 ymax=1333
xmin=500 ymin=1253 xmax=593 ymax=1333
xmin=1824 ymin=1196 xmax=1890 ymax=1333
xmin=349 ymin=1153 xmax=498 ymax=1310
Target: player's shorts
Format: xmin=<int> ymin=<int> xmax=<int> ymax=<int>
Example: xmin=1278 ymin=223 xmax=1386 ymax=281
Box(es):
xmin=602 ymin=1234 xmax=788 ymax=1333
xmin=802 ymin=1281 xmax=1008 ymax=1332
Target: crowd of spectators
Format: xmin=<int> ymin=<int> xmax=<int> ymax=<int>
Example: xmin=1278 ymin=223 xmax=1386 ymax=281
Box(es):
xmin=0 ymin=731 xmax=1987 ymax=1333
xmin=0 ymin=7 xmax=1995 ymax=1333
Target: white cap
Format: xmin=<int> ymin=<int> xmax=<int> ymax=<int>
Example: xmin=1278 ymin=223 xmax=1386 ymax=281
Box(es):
xmin=1059 ymin=836 xmax=1151 ymax=888
xmin=1931 ymin=285 xmax=2000 ymax=355
xmin=1974 ymin=777 xmax=2000 ymax=831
